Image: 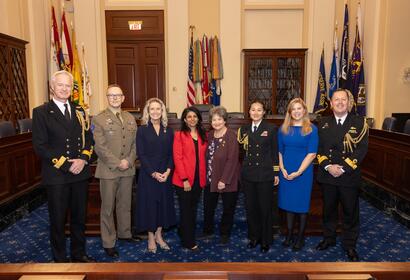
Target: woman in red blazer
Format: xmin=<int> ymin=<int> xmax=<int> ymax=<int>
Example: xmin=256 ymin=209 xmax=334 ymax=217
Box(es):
xmin=172 ymin=106 xmax=207 ymax=250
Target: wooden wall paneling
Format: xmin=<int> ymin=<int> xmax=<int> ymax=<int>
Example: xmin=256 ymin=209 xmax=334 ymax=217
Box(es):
xmin=11 ymin=151 xmax=30 ymax=191
xmin=0 ymin=157 xmax=10 ymax=202
xmin=382 ymin=152 xmax=401 ymax=189
xmin=105 ymin=10 xmax=164 ymax=41
xmin=0 ymin=133 xmax=41 ymax=206
xmin=106 ymin=11 xmax=165 ymax=113
xmin=0 ymin=33 xmax=29 ymax=126
xmin=362 ymin=129 xmax=410 ymax=201
xmin=140 ymin=41 xmax=164 ymax=101
xmin=107 ymin=42 xmax=140 ymax=109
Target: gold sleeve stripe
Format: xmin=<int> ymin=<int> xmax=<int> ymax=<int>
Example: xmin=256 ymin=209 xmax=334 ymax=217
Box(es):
xmin=82 ymin=150 xmax=92 ymax=158
xmin=273 ymin=166 xmax=280 ymax=171
xmin=53 ymin=156 xmax=67 ymax=169
xmin=344 ymin=157 xmax=357 ymax=170
xmin=317 ymin=155 xmax=328 ymax=164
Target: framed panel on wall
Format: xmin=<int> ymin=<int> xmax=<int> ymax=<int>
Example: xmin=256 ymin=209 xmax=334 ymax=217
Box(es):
xmin=243 ymin=49 xmax=307 ymax=116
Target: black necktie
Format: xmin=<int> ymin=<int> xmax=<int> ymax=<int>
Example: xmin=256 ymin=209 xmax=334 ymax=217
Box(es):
xmin=64 ymin=104 xmax=71 ymax=121
xmin=253 ymin=125 xmax=257 ymax=133
xmin=337 ymin=118 xmax=342 ymax=126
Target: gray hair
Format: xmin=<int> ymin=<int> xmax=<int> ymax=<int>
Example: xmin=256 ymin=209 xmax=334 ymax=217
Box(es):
xmin=209 ymin=106 xmax=228 ymax=122
xmin=51 ymin=70 xmax=73 ymax=86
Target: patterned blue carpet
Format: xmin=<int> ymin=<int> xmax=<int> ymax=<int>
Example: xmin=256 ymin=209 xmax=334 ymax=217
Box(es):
xmin=0 ymin=193 xmax=409 ymax=263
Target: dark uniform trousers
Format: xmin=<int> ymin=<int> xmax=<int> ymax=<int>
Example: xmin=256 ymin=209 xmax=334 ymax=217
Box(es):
xmin=321 ymin=183 xmax=360 ymax=249
xmin=32 ymin=100 xmax=93 ymax=262
xmin=242 ymin=179 xmax=274 ymax=246
xmin=203 ymin=185 xmax=238 ymax=237
xmin=238 ymin=120 xmax=279 ymax=246
xmin=47 ymin=181 xmax=88 ymax=261
xmin=316 ymin=113 xmax=368 ymax=250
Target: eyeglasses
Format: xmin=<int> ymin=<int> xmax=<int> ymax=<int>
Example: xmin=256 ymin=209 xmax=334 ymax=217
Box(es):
xmin=107 ymin=94 xmax=124 ymax=99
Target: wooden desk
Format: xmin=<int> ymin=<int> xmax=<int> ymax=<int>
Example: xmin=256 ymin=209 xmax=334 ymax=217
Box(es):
xmin=0 ymin=262 xmax=409 ymax=280
xmin=362 ymin=129 xmax=410 ymax=201
xmin=0 ymin=132 xmax=41 ymax=205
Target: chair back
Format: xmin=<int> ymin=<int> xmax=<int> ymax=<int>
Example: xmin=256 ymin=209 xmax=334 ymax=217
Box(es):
xmin=167 ymin=112 xmax=178 ymax=119
xmin=403 ymin=119 xmax=410 ymax=135
xmin=192 ymin=104 xmax=214 ymax=113
xmin=228 ymin=112 xmax=245 ymax=119
xmin=0 ymin=121 xmax=16 ymax=138
xmin=17 ymin=118 xmax=32 ymax=133
xmin=381 ymin=117 xmax=397 ymax=131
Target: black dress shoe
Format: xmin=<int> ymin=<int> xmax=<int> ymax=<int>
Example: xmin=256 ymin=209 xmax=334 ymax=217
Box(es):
xmin=104 ymin=247 xmax=119 ymax=258
xmin=118 ymin=236 xmax=142 ymax=243
xmin=260 ymin=245 xmax=270 ymax=253
xmin=346 ymin=248 xmax=359 ymax=262
xmin=53 ymin=258 xmax=69 ymax=263
xmin=247 ymin=240 xmax=259 ymax=249
xmin=316 ymin=239 xmax=336 ymax=251
xmin=282 ymin=235 xmax=293 ymax=247
xmin=219 ymin=235 xmax=229 ymax=245
xmin=292 ymin=237 xmax=305 ymax=251
xmin=71 ymin=255 xmax=95 ymax=263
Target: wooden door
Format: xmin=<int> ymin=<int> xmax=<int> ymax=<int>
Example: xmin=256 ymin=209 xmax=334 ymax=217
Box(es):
xmin=106 ymin=10 xmax=165 ymax=112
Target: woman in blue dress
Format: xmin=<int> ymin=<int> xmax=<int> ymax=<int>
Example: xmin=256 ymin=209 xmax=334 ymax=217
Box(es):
xmin=135 ymin=98 xmax=176 ymax=253
xmin=278 ymin=98 xmax=318 ymax=251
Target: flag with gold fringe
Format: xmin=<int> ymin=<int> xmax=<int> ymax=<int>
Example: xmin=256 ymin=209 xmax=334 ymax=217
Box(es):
xmin=70 ymin=29 xmax=84 ymax=107
xmin=61 ymin=11 xmax=73 ymax=71
xmin=313 ymin=47 xmax=328 ymax=114
xmin=49 ymin=6 xmax=61 ymax=78
xmin=201 ymin=35 xmax=211 ymax=104
xmin=186 ymin=31 xmax=196 ymax=107
xmin=339 ymin=3 xmax=349 ymax=88
xmin=347 ymin=4 xmax=366 ymax=116
xmin=329 ymin=23 xmax=339 ymax=99
xmin=82 ymin=44 xmax=92 ymax=110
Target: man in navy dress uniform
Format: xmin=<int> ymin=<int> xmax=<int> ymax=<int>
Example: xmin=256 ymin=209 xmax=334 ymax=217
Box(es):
xmin=316 ymin=89 xmax=369 ymax=261
xmin=32 ymin=70 xmax=94 ymax=263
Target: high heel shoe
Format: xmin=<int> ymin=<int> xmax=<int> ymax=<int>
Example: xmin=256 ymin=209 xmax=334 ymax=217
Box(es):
xmin=282 ymin=235 xmax=293 ymax=247
xmin=148 ymin=240 xmax=157 ymax=253
xmin=292 ymin=237 xmax=305 ymax=251
xmin=148 ymin=245 xmax=157 ymax=253
xmin=156 ymin=240 xmax=170 ymax=251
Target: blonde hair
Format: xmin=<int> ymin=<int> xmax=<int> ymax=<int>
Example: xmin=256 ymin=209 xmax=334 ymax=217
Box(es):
xmin=281 ymin=98 xmax=312 ymax=135
xmin=141 ymin=98 xmax=168 ymax=127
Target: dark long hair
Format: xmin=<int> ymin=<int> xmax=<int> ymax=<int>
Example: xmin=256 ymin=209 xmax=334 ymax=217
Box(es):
xmin=180 ymin=107 xmax=206 ymax=142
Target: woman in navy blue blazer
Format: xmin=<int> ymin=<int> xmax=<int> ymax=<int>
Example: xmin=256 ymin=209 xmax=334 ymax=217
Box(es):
xmin=135 ymin=98 xmax=176 ymax=253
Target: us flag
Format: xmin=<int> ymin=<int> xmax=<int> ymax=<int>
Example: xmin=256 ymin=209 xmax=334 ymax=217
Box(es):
xmin=186 ymin=41 xmax=196 ymax=106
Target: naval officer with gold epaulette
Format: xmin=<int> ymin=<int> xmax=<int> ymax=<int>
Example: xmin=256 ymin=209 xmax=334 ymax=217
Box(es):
xmin=315 ymin=89 xmax=369 ymax=261
xmin=32 ymin=70 xmax=94 ymax=263
xmin=238 ymin=100 xmax=280 ymax=253
xmin=92 ymin=84 xmax=139 ymax=258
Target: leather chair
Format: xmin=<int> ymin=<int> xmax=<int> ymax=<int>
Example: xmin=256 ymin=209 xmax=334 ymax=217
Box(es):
xmin=128 ymin=111 xmax=142 ymax=120
xmin=365 ymin=117 xmax=375 ymax=129
xmin=0 ymin=121 xmax=16 ymax=138
xmin=403 ymin=119 xmax=410 ymax=135
xmin=167 ymin=112 xmax=178 ymax=119
xmin=192 ymin=104 xmax=214 ymax=114
xmin=381 ymin=117 xmax=397 ymax=131
xmin=228 ymin=112 xmax=245 ymax=119
xmin=17 ymin=118 xmax=32 ymax=133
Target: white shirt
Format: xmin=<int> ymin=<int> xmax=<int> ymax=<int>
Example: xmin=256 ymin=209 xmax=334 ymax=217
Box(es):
xmin=252 ymin=120 xmax=262 ymax=132
xmin=53 ymin=98 xmax=71 ymax=117
xmin=334 ymin=113 xmax=348 ymax=125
